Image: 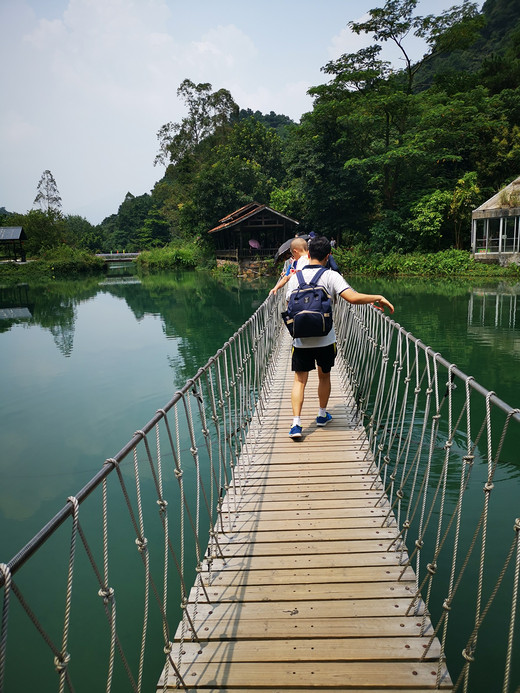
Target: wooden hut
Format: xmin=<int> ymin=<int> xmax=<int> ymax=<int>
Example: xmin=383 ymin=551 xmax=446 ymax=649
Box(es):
xmin=0 ymin=226 xmax=27 ymax=262
xmin=208 ymin=203 xmax=299 ymax=262
xmin=471 ymin=176 xmax=520 ymax=262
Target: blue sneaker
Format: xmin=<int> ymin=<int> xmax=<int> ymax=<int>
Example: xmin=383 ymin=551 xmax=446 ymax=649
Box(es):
xmin=289 ymin=424 xmax=302 ymax=438
xmin=316 ymin=412 xmax=332 ymax=427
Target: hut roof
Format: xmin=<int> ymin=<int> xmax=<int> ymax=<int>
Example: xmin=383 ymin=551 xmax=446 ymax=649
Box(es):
xmin=0 ymin=226 xmax=27 ymax=241
xmin=208 ymin=203 xmax=299 ymax=233
xmin=473 ymin=176 xmax=520 ymax=213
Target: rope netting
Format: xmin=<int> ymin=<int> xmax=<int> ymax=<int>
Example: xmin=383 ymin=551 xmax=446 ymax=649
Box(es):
xmin=334 ymin=299 xmax=520 ymax=693
xmin=0 ymin=293 xmax=284 ymax=693
xmin=1 ymin=291 xmax=519 ymax=692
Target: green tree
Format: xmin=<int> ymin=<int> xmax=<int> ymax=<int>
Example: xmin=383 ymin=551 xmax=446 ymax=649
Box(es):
xmin=449 ymin=171 xmax=481 ymax=249
xmin=349 ymin=0 xmax=484 ymax=94
xmin=9 ymin=209 xmax=66 ymax=256
xmin=155 ymin=79 xmax=238 ymax=167
xmin=269 ymin=182 xmax=306 ymax=221
xmin=33 ymin=170 xmax=62 ymax=213
xmin=63 ymin=215 xmax=95 ymax=246
xmin=407 ymin=189 xmax=452 ymax=250
xmin=101 ymin=192 xmax=154 ymax=250
xmin=135 ymin=209 xmax=171 ymax=249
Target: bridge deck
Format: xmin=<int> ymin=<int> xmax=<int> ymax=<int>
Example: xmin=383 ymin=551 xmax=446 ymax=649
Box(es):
xmin=159 ymin=332 xmax=452 ymax=691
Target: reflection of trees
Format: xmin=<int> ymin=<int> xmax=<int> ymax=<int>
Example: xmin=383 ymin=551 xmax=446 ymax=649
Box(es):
xmin=0 ymin=278 xmax=101 ymax=354
xmin=1 ymin=271 xmax=271 ymax=367
xmin=103 ymin=271 xmax=271 ymax=384
xmin=0 ymin=284 xmax=34 ymax=333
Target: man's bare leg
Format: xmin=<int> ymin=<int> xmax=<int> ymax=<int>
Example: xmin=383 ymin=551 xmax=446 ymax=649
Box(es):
xmin=317 ymin=367 xmax=331 ymax=409
xmin=317 ymin=366 xmax=332 ymax=426
xmin=291 ymin=371 xmax=308 ymax=416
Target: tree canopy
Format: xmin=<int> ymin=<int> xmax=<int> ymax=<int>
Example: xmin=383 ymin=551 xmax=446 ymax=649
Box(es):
xmin=5 ymin=0 xmax=520 ymax=258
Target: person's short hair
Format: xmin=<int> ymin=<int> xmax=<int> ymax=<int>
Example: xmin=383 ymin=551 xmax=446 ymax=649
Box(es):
xmin=290 ymin=237 xmax=308 ymax=253
xmin=308 ymin=236 xmax=331 ymax=261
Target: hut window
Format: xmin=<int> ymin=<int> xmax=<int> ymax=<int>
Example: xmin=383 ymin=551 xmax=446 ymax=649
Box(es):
xmin=488 ymin=218 xmax=500 ymax=252
xmin=475 ymin=219 xmax=486 ymax=251
xmin=504 ymin=217 xmax=516 ymax=252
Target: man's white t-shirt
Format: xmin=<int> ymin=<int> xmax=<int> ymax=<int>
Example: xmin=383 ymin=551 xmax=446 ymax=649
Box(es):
xmin=285 ymin=265 xmax=350 ymax=349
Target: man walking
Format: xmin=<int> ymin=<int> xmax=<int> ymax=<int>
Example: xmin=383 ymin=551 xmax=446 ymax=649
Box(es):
xmin=285 ymin=236 xmax=394 ymax=439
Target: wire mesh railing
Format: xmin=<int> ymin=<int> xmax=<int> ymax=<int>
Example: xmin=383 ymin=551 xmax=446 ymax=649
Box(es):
xmin=334 ymin=298 xmax=520 ymax=693
xmin=0 ymin=293 xmax=284 ymax=693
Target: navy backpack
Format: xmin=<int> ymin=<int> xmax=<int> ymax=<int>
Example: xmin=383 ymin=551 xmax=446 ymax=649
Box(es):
xmin=282 ymin=266 xmax=333 ymax=338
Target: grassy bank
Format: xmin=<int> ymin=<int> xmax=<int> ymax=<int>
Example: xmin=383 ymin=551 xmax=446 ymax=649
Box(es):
xmin=0 ymin=246 xmax=105 ymax=284
xmin=333 ymin=246 xmax=520 ymax=278
xmin=2 ymin=245 xmax=519 ymax=285
xmin=135 ymin=239 xmax=213 ymax=272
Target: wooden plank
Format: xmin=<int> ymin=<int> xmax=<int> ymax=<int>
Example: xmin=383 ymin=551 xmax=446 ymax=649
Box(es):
xmin=161 ymin=662 xmax=451 ymax=690
xmin=174 ymin=615 xmax=428 ymax=641
xmin=201 ymin=565 xmax=417 ymax=587
xmin=208 ymin=551 xmax=408 ymax=571
xmin=158 ymin=330 xmax=452 ymax=691
xmin=219 ymin=507 xmax=393 ymax=522
xmin=218 ymin=516 xmax=395 ymax=532
xmin=183 ymin=598 xmax=426 ymax=624
xmin=176 ymin=636 xmax=440 ymax=661
xmin=190 ymin=581 xmax=415 ymax=603
xmin=218 ymin=539 xmax=404 ymax=558
xmin=217 ymin=527 xmax=399 ymax=543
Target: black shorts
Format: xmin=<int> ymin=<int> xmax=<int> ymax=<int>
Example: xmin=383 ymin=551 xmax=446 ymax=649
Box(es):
xmin=291 ymin=343 xmax=337 ymax=373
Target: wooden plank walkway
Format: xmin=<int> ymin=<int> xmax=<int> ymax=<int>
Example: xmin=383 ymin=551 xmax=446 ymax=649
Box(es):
xmin=159 ymin=331 xmax=452 ymax=691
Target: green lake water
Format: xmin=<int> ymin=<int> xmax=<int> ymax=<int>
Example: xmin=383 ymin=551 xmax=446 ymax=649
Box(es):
xmin=0 ymin=267 xmax=519 ymax=691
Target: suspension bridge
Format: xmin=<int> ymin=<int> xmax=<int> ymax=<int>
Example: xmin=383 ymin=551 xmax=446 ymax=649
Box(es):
xmin=1 ymin=293 xmax=519 ymax=693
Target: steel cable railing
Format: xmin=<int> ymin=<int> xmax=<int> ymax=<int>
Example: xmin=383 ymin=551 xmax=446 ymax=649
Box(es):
xmin=334 ymin=298 xmax=520 ymax=693
xmin=1 ymin=288 xmax=519 ymax=692
xmin=0 ymin=292 xmax=285 ymax=693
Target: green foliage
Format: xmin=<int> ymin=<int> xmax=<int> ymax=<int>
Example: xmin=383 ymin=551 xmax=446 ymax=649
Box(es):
xmin=333 ymin=245 xmax=519 ymax=277
xmin=0 ymin=246 xmax=105 ymax=283
xmin=135 ymin=208 xmax=171 ymax=249
xmin=269 ymin=182 xmax=306 ymax=220
xmin=42 ymin=246 xmax=106 ymax=276
xmin=135 ymin=238 xmax=214 ymax=272
xmin=238 ymin=109 xmax=295 ymax=139
xmin=155 ymin=79 xmax=238 ymax=167
xmin=407 ymin=189 xmax=452 ymax=250
xmin=17 ymin=1 xmax=520 ymax=265
xmin=7 ymin=208 xmax=67 ymax=256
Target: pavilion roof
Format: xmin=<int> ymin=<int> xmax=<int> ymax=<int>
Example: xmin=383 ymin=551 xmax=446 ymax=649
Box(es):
xmin=474 ymin=176 xmax=520 ymax=213
xmin=208 ymin=203 xmax=299 ymax=233
xmin=0 ymin=226 xmax=27 ymax=241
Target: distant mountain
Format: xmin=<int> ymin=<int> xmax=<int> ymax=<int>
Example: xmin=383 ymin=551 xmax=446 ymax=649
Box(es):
xmin=416 ymin=0 xmax=520 ymax=89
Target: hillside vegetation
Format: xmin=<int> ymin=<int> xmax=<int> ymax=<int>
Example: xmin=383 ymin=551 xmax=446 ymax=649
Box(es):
xmin=2 ymin=0 xmax=520 ymax=269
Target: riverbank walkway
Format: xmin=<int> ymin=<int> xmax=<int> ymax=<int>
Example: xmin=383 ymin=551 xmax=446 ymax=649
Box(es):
xmin=158 ymin=330 xmax=452 ymax=691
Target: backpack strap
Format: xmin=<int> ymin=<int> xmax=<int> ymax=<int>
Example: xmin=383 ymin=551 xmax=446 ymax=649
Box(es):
xmin=307 ymin=266 xmax=328 ymax=287
xmin=296 ymin=266 xmax=328 ymax=288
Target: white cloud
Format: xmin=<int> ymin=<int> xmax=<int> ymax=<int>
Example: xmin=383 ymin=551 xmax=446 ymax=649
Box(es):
xmin=328 ymin=14 xmax=371 ymax=60
xmin=0 ymin=0 xmax=485 ymax=223
xmin=191 ymin=24 xmax=258 ymax=71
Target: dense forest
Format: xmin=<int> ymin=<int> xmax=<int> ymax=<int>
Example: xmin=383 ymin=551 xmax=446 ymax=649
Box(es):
xmin=2 ymin=0 xmax=520 ymax=259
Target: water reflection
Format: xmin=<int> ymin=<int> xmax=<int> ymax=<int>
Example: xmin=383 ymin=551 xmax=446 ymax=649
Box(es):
xmin=0 ymin=270 xmax=272 ymax=528
xmin=0 ymin=270 xmax=271 ymax=363
xmin=467 ymin=283 xmax=520 ymax=363
xmin=468 ymin=282 xmax=520 ymax=329
xmin=0 ymin=284 xmax=33 ymax=323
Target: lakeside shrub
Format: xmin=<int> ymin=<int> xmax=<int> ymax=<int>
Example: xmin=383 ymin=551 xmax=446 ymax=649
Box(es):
xmin=136 ymin=239 xmax=214 ymax=271
xmin=0 ymin=246 xmax=105 ymax=284
xmin=42 ymin=246 xmax=105 ymax=276
xmin=334 ymin=246 xmax=520 ymax=277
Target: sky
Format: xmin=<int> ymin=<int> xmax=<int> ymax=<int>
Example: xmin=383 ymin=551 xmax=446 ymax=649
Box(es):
xmin=0 ymin=0 xmax=483 ymax=225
